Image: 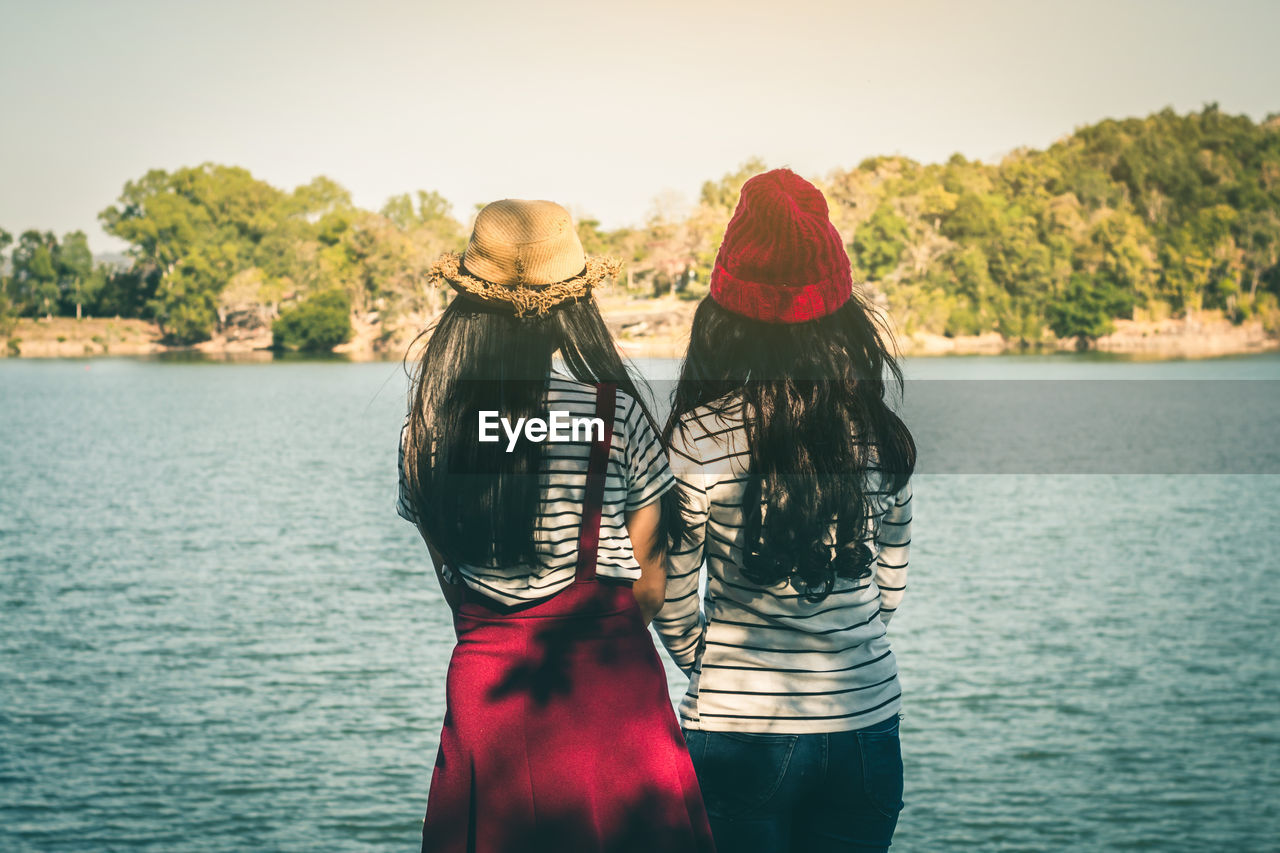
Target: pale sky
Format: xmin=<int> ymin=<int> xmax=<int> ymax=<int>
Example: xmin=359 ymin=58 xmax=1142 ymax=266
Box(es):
xmin=2 ymin=0 xmax=1278 ymax=252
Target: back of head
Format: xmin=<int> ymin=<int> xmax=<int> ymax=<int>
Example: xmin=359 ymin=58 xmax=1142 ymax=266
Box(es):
xmin=404 ymin=199 xmax=674 ymax=567
xmin=710 ymin=168 xmax=854 ymax=325
xmin=670 ymin=169 xmax=916 ymax=599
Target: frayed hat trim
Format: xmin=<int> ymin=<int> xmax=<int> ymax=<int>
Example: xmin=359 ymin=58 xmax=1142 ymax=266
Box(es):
xmin=428 ymin=252 xmax=621 ymax=317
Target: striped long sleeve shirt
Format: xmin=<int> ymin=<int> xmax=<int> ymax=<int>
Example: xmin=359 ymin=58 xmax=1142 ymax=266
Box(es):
xmin=396 ymin=371 xmax=675 ymax=606
xmin=654 ymin=399 xmax=913 ymax=734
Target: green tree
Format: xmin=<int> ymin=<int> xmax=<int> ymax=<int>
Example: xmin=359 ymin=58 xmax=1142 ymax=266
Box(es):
xmin=575 ymin=217 xmax=610 ymax=257
xmin=95 ymin=266 xmax=156 ymax=319
xmin=56 ymin=231 xmax=101 ymax=319
xmin=63 ymin=105 xmax=1279 ymax=350
xmin=818 ymin=105 xmax=1280 ymax=339
xmin=100 ymin=164 xmax=285 ymax=343
xmin=852 ymin=204 xmax=909 ymax=281
xmin=1078 ymin=211 xmax=1159 ymax=311
xmin=1046 ymin=274 xmax=1134 ymax=347
xmin=380 ymin=190 xmax=456 ymax=232
xmin=10 ymin=231 xmax=60 ymax=318
xmin=247 ymin=176 xmax=356 ymax=305
xmin=1239 ymin=211 xmax=1280 ymax=304
xmin=0 ymin=228 xmax=14 ymax=331
xmin=699 ymin=158 xmax=768 ymax=209
xmin=272 ymin=289 xmax=353 ymax=351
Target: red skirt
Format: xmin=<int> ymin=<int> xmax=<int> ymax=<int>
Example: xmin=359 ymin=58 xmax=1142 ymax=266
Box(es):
xmin=422 ymin=578 xmax=715 ymax=852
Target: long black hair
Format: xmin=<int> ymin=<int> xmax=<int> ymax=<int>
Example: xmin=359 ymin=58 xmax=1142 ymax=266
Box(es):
xmin=404 ymin=295 xmax=678 ymax=568
xmin=664 ymin=291 xmax=915 ymax=600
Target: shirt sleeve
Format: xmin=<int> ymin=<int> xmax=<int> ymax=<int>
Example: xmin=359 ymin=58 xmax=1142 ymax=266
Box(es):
xmin=652 ymin=420 xmax=710 ymax=675
xmin=874 ymin=479 xmax=912 ymax=625
xmin=398 ymin=420 xmax=463 ymax=585
xmin=396 ymin=419 xmax=419 ymax=525
xmin=621 ymin=393 xmax=676 ymax=510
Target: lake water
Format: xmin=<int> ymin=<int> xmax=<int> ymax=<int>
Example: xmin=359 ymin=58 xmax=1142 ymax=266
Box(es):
xmin=2 ymin=353 xmax=1278 ymax=851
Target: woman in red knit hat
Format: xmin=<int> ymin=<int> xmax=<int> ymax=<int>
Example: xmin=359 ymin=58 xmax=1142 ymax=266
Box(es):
xmin=655 ymin=169 xmax=917 ymax=852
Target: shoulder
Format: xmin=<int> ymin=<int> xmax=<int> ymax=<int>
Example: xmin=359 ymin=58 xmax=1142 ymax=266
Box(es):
xmin=614 ymin=388 xmax=655 ymax=458
xmin=547 ymin=373 xmax=636 ymax=420
xmin=547 ymin=376 xmax=642 ymax=449
xmin=678 ymin=397 xmax=744 ymax=447
xmin=670 ymin=397 xmax=744 ymax=472
xmin=547 ymin=372 xmax=598 ymax=403
xmin=614 ymin=387 xmax=642 ymax=423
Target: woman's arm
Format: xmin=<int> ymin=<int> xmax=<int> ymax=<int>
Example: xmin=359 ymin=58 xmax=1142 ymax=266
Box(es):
xmin=399 ymin=420 xmax=462 ymax=609
xmin=625 ymin=500 xmax=667 ymax=625
xmin=651 ymin=472 xmax=708 ymax=676
xmin=874 ymin=480 xmax=912 ymax=626
xmin=650 ymin=421 xmax=711 ymax=676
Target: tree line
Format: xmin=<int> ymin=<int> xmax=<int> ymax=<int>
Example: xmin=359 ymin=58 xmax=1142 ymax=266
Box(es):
xmin=0 ymin=229 xmax=101 ymax=324
xmin=2 ymin=105 xmax=1278 ymax=348
xmin=838 ymin=104 xmax=1280 ymax=342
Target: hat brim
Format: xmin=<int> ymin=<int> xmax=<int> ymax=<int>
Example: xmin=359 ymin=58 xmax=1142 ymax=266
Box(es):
xmin=428 ymin=252 xmax=621 ymax=317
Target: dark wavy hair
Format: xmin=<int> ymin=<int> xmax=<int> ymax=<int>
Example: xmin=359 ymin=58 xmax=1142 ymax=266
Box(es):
xmin=663 ymin=292 xmax=915 ymax=600
xmin=403 ymin=296 xmax=678 ymax=568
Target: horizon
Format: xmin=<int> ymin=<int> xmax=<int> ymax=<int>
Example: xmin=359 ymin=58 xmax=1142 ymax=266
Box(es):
xmin=3 ymin=0 xmax=1280 ymax=252
xmin=19 ymin=99 xmax=1280 ymax=264
xmin=22 ymin=102 xmax=1280 ymax=264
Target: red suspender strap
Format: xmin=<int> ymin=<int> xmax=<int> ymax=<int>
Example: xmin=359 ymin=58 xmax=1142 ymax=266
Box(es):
xmin=575 ymin=382 xmax=617 ymax=582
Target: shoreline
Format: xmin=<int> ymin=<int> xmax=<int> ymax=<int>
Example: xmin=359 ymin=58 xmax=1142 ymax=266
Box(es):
xmin=4 ymin=298 xmax=1276 ymax=361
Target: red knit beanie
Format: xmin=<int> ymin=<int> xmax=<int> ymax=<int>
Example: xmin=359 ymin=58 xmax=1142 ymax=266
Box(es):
xmin=709 ymin=168 xmax=853 ymax=323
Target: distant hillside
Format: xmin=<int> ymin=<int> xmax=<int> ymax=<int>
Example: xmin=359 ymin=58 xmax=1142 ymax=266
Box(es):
xmin=3 ymin=105 xmax=1278 ymax=350
xmin=828 ymin=105 xmax=1280 ymax=344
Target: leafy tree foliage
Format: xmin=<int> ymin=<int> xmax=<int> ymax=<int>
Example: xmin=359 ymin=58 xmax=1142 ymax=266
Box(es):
xmin=842 ymin=105 xmax=1280 ymax=342
xmin=9 ymin=231 xmax=60 ymax=317
xmin=55 ymin=231 xmax=102 ymax=318
xmin=0 ymin=228 xmax=13 ymax=331
xmin=101 ymin=165 xmax=290 ymax=342
xmin=272 ymin=289 xmax=353 ymax=351
xmin=6 ymin=107 xmax=1278 ymax=351
xmin=95 ymin=164 xmax=465 ymax=345
xmin=3 ymin=230 xmax=106 ymax=320
xmin=1047 ymin=274 xmax=1134 ymax=345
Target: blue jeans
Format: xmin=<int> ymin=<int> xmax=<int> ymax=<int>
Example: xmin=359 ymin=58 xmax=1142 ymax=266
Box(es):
xmin=682 ymin=715 xmax=904 ymax=853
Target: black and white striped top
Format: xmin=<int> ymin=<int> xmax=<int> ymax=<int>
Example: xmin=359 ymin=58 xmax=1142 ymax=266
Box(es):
xmin=654 ymin=398 xmax=912 ymax=734
xmin=397 ymin=370 xmax=675 ymax=606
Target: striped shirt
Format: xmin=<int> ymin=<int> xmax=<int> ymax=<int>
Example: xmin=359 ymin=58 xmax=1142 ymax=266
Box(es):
xmin=655 ymin=398 xmax=913 ymax=734
xmin=397 ymin=370 xmax=675 ymax=606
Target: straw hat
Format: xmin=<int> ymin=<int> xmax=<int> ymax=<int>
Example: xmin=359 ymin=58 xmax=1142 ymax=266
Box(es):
xmin=428 ymin=199 xmax=620 ymax=317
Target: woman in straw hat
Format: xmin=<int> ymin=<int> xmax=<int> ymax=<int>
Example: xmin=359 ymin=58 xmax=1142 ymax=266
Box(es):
xmin=397 ymin=199 xmax=715 ymax=852
xmin=655 ymin=169 xmax=916 ymax=852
